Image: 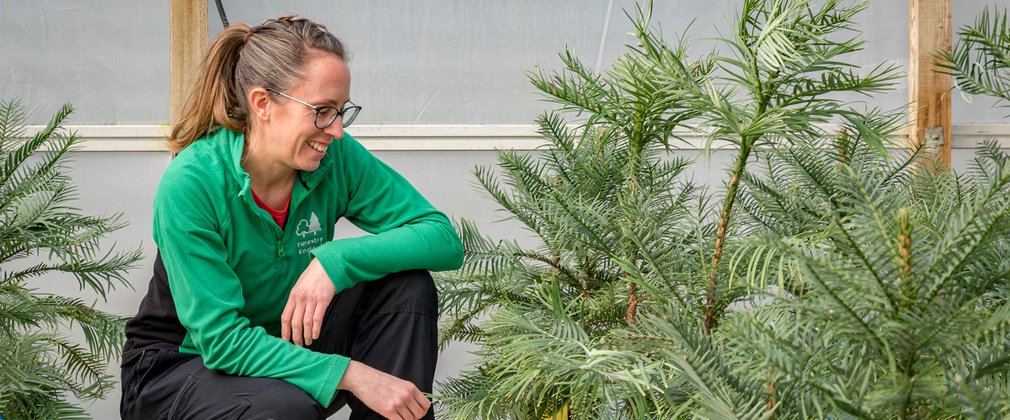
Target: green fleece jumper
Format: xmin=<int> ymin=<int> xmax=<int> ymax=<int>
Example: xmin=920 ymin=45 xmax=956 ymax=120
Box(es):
xmin=152 ymin=128 xmax=463 ymax=406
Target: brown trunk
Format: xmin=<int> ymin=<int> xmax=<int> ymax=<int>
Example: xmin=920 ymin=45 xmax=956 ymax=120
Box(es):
xmin=767 ymin=382 xmax=777 ymax=418
xmin=626 ymin=283 xmax=638 ymax=324
xmin=704 ymin=176 xmax=735 ymax=332
xmin=705 ymin=143 xmax=751 ymax=334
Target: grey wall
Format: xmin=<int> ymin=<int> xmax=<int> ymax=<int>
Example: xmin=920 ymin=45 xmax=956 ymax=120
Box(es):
xmin=2 ymin=0 xmax=1007 ymax=125
xmin=1 ymin=1 xmax=170 ymax=124
xmin=952 ymin=0 xmax=1010 ymax=122
xmin=209 ymin=0 xmax=915 ymax=124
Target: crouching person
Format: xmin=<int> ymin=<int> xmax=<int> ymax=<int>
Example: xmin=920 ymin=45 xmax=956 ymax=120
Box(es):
xmin=120 ymin=16 xmax=463 ymax=420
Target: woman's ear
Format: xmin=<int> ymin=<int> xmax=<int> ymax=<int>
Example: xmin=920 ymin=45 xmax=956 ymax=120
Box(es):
xmin=247 ymin=88 xmax=271 ymax=123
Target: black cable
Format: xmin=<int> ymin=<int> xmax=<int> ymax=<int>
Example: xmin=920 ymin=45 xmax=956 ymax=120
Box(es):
xmin=214 ymin=0 xmax=229 ymax=28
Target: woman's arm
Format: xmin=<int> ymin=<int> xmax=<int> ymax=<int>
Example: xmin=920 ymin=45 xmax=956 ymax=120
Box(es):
xmin=278 ymin=134 xmax=462 ymax=415
xmin=309 ymin=134 xmax=464 ymax=292
xmin=153 ymin=168 xmax=349 ymax=407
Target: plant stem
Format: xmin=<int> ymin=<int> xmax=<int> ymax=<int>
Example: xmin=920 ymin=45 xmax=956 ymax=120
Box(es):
xmin=626 ymin=282 xmax=639 ymax=324
xmin=767 ymin=379 xmax=777 ymax=419
xmin=625 ymin=152 xmax=642 ymax=325
xmin=704 ymin=142 xmax=751 ymax=333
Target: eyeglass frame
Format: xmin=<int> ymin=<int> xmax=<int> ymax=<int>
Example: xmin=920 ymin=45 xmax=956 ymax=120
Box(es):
xmin=265 ymin=88 xmax=361 ymax=129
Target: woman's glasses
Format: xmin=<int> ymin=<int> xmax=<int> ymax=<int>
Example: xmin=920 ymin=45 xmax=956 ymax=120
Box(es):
xmin=266 ymin=88 xmax=361 ymax=129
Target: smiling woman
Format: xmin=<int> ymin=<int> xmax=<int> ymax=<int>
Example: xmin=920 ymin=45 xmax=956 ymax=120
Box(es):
xmin=241 ymin=50 xmax=352 ymax=204
xmin=120 ymin=16 xmax=463 ymax=420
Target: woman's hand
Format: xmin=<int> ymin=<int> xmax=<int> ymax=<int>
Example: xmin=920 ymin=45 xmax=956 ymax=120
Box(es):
xmin=339 ymin=361 xmax=431 ymax=419
xmin=281 ymin=258 xmax=336 ymax=346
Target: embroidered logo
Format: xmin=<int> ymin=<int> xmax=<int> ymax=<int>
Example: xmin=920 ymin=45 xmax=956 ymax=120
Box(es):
xmin=296 ymin=212 xmax=323 ymax=238
xmin=296 ymin=212 xmax=326 ymax=255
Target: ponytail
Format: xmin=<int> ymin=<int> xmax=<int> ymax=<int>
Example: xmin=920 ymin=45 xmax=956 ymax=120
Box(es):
xmin=169 ymin=24 xmax=249 ymax=154
xmin=168 ymin=17 xmax=346 ymax=154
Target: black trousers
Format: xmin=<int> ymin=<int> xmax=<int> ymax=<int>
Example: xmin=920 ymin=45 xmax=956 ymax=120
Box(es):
xmin=120 ymin=270 xmax=439 ymax=420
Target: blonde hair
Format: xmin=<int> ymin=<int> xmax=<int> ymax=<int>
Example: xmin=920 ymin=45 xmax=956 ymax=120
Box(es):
xmin=168 ymin=16 xmax=346 ymax=154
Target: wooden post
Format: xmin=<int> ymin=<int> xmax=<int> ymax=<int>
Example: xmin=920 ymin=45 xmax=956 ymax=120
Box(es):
xmin=908 ymin=0 xmax=952 ymax=165
xmin=170 ymin=0 xmax=207 ymax=125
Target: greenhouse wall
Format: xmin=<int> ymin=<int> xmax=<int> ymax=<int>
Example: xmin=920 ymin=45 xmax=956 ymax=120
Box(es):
xmin=1 ymin=1 xmax=1007 ymax=418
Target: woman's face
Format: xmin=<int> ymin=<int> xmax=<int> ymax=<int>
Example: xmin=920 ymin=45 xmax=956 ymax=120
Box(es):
xmin=256 ymin=51 xmax=351 ymax=173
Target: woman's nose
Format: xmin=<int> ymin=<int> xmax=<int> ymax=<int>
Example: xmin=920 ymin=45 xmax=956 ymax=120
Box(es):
xmin=323 ymin=118 xmax=344 ymax=139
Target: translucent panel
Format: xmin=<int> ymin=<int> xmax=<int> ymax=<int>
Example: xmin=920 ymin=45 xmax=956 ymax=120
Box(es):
xmin=0 ymin=1 xmax=170 ymax=124
xmin=2 ymin=0 xmax=1003 ymax=126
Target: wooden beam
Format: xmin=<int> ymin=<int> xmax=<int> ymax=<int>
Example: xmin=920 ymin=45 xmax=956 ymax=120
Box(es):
xmin=170 ymin=0 xmax=207 ymax=125
xmin=909 ymin=0 xmax=952 ymax=165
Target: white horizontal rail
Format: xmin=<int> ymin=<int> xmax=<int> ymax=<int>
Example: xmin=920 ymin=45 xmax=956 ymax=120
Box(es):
xmin=19 ymin=124 xmax=1010 ymax=152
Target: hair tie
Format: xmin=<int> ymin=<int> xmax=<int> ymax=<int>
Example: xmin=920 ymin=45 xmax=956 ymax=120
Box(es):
xmin=243 ymin=31 xmax=252 ymax=43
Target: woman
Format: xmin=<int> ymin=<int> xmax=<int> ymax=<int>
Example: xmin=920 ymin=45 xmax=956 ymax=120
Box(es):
xmin=120 ymin=16 xmax=463 ymax=420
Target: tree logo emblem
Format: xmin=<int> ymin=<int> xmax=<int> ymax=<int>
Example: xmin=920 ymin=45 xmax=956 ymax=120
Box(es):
xmin=296 ymin=212 xmax=322 ymax=237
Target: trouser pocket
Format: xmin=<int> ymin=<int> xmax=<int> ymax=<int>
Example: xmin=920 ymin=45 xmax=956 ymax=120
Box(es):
xmin=121 ymin=349 xmax=161 ymax=418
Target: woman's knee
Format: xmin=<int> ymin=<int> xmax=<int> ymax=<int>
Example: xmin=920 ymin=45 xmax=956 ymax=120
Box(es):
xmin=164 ymin=364 xmax=321 ymax=420
xmin=245 ymin=381 xmax=322 ymax=419
xmin=373 ymin=270 xmax=437 ymax=313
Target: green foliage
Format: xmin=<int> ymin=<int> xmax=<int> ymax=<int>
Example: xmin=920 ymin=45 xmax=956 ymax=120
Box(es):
xmin=938 ymin=4 xmax=1010 ymax=105
xmin=438 ymin=115 xmax=707 ymax=417
xmin=710 ymin=136 xmax=1010 ymax=418
xmin=0 ymin=99 xmax=142 ymax=418
xmin=667 ymin=6 xmax=1010 ymax=417
xmin=437 ymin=0 xmax=910 ymax=418
xmin=685 ymin=0 xmax=899 ymax=331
